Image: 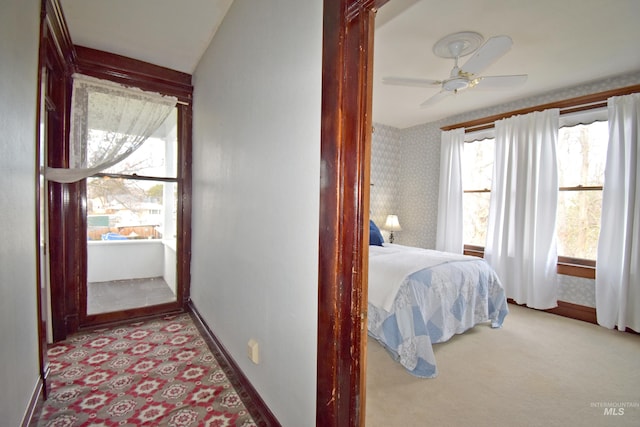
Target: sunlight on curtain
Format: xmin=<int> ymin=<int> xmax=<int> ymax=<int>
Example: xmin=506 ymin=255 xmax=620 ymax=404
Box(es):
xmin=46 ymin=74 xmax=177 ymax=183
xmin=436 ymin=128 xmax=464 ymax=253
xmin=596 ymin=93 xmax=640 ymax=331
xmin=485 ymin=109 xmax=560 ymax=309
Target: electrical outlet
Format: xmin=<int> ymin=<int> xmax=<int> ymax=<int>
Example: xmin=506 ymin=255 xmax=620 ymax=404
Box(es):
xmin=247 ymin=339 xmax=259 ymax=364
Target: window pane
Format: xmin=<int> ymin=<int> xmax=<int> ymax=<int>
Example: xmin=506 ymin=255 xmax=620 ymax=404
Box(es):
xmin=462 ymin=138 xmax=494 ymax=247
xmin=101 ymin=108 xmax=178 ymax=178
xmin=86 ymin=177 xmax=178 ymax=315
xmin=462 ymin=138 xmax=494 ymax=191
xmin=87 ymin=178 xmax=177 ymax=242
xmin=556 ymin=189 xmax=602 ymax=260
xmin=557 ymin=121 xmax=607 ymax=187
xmin=556 ymin=120 xmax=607 ymax=261
xmin=463 ymin=192 xmax=491 ymax=247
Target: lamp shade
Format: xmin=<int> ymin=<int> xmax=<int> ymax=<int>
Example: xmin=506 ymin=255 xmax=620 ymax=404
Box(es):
xmin=384 ymin=214 xmax=402 ymax=231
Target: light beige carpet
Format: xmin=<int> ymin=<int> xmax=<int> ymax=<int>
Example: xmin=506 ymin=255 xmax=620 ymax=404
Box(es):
xmin=366 ymin=303 xmax=640 ymax=427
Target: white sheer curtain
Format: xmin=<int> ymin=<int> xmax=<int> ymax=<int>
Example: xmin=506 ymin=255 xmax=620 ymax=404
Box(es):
xmin=46 ymin=74 xmax=177 ymax=183
xmin=596 ymin=93 xmax=640 ymax=331
xmin=436 ymin=128 xmax=465 ymax=253
xmin=485 ymin=109 xmax=560 ymax=309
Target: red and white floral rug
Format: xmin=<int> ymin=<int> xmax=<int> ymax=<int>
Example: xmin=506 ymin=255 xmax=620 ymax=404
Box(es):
xmin=35 ymin=313 xmax=256 ymax=427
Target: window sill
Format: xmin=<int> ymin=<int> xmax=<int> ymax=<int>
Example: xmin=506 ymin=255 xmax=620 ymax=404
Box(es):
xmin=557 ymin=262 xmax=595 ymax=279
xmin=463 ymin=245 xmax=596 ymax=280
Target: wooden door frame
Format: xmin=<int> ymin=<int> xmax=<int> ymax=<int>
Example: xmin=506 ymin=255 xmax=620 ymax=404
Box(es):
xmin=318 ymin=1 xmax=388 ymax=425
xmin=40 ymin=0 xmax=76 ymax=343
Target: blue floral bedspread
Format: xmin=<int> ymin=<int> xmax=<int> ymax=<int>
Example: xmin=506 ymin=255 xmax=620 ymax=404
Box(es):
xmin=368 ymin=257 xmax=508 ymax=378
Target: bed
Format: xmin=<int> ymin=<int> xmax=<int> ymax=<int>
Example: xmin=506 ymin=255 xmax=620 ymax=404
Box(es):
xmin=367 ymin=222 xmax=508 ymax=378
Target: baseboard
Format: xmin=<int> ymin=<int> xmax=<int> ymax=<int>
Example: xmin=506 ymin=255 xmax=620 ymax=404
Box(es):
xmin=508 ymin=299 xmax=597 ymax=324
xmin=187 ymin=301 xmax=281 ymax=427
xmin=507 ymin=299 xmax=640 ymax=334
xmin=546 ymin=300 xmax=598 ymax=324
xmin=21 ymin=377 xmax=43 ymax=427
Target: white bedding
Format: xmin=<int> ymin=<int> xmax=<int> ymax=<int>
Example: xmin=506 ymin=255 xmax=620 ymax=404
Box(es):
xmin=367 ymin=243 xmax=509 ymax=377
xmin=368 ymin=244 xmax=477 ymax=311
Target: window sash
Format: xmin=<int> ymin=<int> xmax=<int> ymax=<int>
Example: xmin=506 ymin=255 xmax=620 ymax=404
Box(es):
xmin=93 ymin=172 xmax=177 ymax=183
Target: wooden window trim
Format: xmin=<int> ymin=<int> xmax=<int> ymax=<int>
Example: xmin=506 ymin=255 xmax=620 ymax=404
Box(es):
xmin=560 ymin=185 xmax=602 ymax=191
xmin=463 ymin=244 xmax=485 ymax=258
xmin=463 ymin=188 xmax=491 ymax=193
xmin=441 ymin=84 xmax=640 ymax=132
xmin=557 ymin=256 xmax=596 ymax=279
xmin=74 ymin=45 xmax=192 ymax=104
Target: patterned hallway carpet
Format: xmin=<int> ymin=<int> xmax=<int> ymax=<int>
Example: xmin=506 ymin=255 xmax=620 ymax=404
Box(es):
xmin=35 ymin=313 xmax=257 ymax=427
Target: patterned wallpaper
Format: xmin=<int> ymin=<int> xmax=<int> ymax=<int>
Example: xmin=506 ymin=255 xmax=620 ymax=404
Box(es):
xmin=558 ymin=274 xmax=596 ymax=307
xmin=370 ymin=124 xmax=401 ymax=242
xmin=396 ymin=124 xmax=441 ymax=248
xmin=371 ymin=121 xmax=442 ymax=248
xmin=370 ymin=71 xmax=640 ymax=308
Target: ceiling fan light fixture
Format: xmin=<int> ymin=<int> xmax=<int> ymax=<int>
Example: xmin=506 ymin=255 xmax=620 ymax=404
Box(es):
xmin=383 ymin=32 xmax=526 ymax=108
xmin=443 ymin=77 xmax=469 ymax=91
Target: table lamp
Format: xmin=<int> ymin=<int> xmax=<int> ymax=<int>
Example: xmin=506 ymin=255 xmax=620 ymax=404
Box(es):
xmin=384 ymin=214 xmax=402 ymax=243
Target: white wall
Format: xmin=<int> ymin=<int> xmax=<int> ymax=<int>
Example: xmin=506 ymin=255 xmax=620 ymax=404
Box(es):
xmin=190 ymin=1 xmax=321 ymax=425
xmin=87 ymin=240 xmax=165 ymax=282
xmin=164 ymin=242 xmax=177 ymax=294
xmin=0 ymin=0 xmax=42 ymax=424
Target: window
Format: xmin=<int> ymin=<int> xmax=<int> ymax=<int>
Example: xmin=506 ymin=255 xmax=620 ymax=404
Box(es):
xmin=556 ymin=121 xmax=607 ymax=262
xmin=462 ymin=137 xmax=494 ymax=248
xmin=86 ymin=108 xmax=178 ymax=242
xmin=85 ymin=107 xmax=180 ymax=315
xmin=461 ymin=119 xmax=607 ymax=277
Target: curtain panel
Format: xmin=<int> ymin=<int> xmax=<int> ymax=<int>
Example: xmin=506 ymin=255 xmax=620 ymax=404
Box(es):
xmin=46 ymin=74 xmax=177 ymax=183
xmin=485 ymin=109 xmax=560 ymax=309
xmin=436 ymin=128 xmax=465 ymax=253
xmin=596 ymin=93 xmax=640 ymax=331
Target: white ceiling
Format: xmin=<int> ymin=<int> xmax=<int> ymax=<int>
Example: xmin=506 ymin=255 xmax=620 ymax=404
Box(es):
xmin=60 ymin=0 xmax=640 ymax=129
xmin=60 ymin=0 xmax=234 ymax=74
xmin=374 ymin=0 xmax=640 ymax=128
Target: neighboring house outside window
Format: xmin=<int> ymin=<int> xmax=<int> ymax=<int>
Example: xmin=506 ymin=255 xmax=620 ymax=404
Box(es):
xmin=87 ymin=109 xmax=178 ymax=242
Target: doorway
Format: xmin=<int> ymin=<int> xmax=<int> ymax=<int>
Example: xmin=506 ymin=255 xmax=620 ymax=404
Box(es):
xmin=84 ymin=108 xmax=179 ymax=315
xmin=44 ymin=44 xmax=193 ymax=339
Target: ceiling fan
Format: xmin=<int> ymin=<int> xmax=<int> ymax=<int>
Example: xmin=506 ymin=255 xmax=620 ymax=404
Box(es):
xmin=383 ymin=31 xmax=527 ymax=107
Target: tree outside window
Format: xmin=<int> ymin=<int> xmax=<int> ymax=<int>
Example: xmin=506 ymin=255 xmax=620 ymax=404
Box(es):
xmin=461 ymin=120 xmax=607 ymax=267
xmin=556 ymin=121 xmax=607 ymax=261
xmin=462 ymin=137 xmax=494 ymax=248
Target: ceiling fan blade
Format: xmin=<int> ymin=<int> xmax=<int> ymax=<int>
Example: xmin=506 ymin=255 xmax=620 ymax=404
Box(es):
xmin=461 ymin=35 xmax=513 ymax=75
xmin=382 ymin=76 xmax=441 ymax=88
xmin=473 ymin=74 xmax=528 ymax=89
xmin=420 ymin=90 xmax=452 ymax=108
